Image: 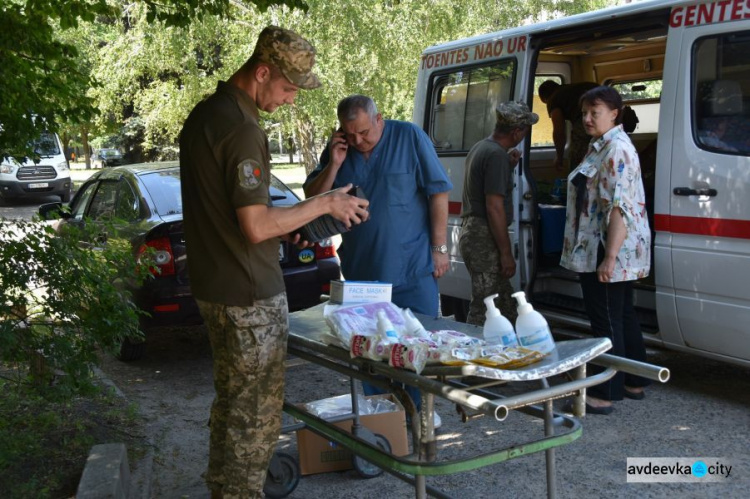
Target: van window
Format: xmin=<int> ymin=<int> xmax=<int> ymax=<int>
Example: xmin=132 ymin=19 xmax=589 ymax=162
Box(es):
xmin=610 ymin=79 xmax=661 ymax=134
xmin=532 ymin=75 xmax=563 ymax=148
xmin=428 ymin=61 xmax=515 ymax=152
xmin=693 ymin=31 xmax=750 ymax=156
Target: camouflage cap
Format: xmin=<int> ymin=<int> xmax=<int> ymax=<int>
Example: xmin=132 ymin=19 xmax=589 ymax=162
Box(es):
xmin=252 ymin=25 xmax=321 ymax=90
xmin=495 ymin=101 xmax=539 ymax=128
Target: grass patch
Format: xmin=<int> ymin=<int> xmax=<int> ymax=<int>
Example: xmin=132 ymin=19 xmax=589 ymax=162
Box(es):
xmin=270 ymin=162 xmax=301 ymax=170
xmin=0 ymin=373 xmax=150 ymax=498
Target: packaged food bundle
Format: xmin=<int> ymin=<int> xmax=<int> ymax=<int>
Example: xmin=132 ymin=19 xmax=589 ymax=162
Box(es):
xmin=470 ymin=346 xmax=545 ymax=370
xmin=400 ymin=336 xmax=443 ymax=365
xmin=325 ymin=301 xmax=406 ymax=347
xmin=350 ymin=335 xmax=391 ymax=361
xmin=389 ymin=342 xmax=428 ymax=374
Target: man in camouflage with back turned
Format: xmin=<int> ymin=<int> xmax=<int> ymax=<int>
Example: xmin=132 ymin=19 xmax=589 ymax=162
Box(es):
xmin=179 ymin=26 xmax=369 ymax=498
xmin=459 ymin=101 xmax=538 ymax=325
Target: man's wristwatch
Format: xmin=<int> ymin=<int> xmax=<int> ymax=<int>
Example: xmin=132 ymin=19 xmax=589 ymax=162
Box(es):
xmin=431 ymin=244 xmax=448 ymax=254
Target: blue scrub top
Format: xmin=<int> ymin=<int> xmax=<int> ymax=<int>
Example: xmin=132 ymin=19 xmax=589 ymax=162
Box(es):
xmin=305 ymin=120 xmax=452 ymax=287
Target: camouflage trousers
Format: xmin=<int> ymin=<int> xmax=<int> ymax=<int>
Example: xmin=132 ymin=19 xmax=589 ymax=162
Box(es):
xmin=459 ymin=217 xmax=518 ymax=326
xmin=197 ymin=292 xmax=289 ymax=499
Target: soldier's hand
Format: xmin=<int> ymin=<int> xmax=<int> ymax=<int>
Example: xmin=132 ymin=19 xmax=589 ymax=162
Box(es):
xmin=508 ymin=148 xmax=521 ymax=167
xmin=327 ymin=184 xmax=369 ymax=228
xmin=500 ymin=253 xmax=516 ymax=279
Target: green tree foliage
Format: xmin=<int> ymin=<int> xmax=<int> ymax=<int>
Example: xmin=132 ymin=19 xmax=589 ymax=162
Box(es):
xmin=0 ymin=219 xmax=151 ymax=399
xmin=0 ymin=0 xmax=302 ymax=162
xmin=86 ymin=0 xmax=614 ymax=168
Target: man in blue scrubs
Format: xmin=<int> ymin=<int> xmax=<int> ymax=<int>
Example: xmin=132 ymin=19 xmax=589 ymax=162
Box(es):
xmin=304 ymin=94 xmax=452 ymax=426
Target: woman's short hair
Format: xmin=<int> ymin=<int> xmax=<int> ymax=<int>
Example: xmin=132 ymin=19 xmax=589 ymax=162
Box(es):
xmin=580 ymin=86 xmax=624 ymax=125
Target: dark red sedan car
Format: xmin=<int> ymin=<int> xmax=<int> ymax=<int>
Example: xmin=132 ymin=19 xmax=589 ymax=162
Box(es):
xmin=40 ymin=162 xmax=340 ymax=360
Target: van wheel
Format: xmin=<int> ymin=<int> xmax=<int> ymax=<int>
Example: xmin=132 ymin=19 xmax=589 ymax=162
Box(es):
xmin=117 ymin=337 xmax=146 ymax=362
xmin=61 ymin=190 xmax=71 ymax=203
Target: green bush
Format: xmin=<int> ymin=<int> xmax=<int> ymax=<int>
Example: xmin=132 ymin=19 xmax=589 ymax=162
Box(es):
xmin=0 ymin=219 xmax=149 ymax=399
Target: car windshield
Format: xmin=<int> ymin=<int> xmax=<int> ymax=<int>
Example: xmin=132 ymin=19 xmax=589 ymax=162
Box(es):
xmin=32 ymin=132 xmax=60 ymax=157
xmin=101 ymin=149 xmax=120 ymax=157
xmin=141 ymin=170 xmax=183 ymax=215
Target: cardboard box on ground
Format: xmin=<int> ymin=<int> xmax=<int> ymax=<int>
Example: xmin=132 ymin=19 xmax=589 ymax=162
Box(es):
xmin=296 ymin=394 xmax=409 ymax=475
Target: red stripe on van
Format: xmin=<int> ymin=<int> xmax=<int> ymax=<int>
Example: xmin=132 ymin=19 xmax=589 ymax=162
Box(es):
xmin=449 ymin=201 xmax=462 ymax=215
xmin=654 ymin=214 xmax=750 ymax=239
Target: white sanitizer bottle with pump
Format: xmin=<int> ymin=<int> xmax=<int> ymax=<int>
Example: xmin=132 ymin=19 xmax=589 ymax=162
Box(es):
xmin=511 ymin=291 xmax=555 ymax=355
xmin=376 ymin=310 xmax=400 ymax=343
xmin=482 ymin=294 xmax=518 ymax=347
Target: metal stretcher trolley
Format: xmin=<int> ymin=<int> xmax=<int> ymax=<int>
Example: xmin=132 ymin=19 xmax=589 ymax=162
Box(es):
xmin=269 ymin=304 xmax=669 ymax=499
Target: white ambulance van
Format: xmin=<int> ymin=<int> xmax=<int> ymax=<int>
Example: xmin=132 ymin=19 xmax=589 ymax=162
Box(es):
xmin=0 ymin=131 xmax=72 ymax=203
xmin=414 ymin=0 xmax=750 ymax=366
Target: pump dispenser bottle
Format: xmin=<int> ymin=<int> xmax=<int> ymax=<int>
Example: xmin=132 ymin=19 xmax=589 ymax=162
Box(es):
xmin=376 ymin=310 xmax=399 ymax=343
xmin=482 ymin=294 xmax=518 ymax=347
xmin=511 ymin=291 xmax=555 ymax=354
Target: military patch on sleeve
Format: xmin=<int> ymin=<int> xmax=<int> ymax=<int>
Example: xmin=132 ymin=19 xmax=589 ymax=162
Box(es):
xmin=237 ymin=159 xmax=265 ymax=190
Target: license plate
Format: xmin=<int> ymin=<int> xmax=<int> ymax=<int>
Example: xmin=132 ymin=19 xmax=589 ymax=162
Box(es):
xmin=29 ymin=183 xmax=49 ymax=189
xmin=279 ymin=243 xmax=285 ymax=262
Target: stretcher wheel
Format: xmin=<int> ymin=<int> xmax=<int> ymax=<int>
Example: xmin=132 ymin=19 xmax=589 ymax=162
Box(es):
xmin=263 ymin=452 xmax=300 ymax=498
xmin=353 ymin=433 xmax=392 ymax=479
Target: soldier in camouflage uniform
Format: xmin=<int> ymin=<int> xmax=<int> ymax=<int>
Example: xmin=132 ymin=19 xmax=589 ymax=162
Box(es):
xmin=179 ymin=26 xmax=369 ymax=498
xmin=459 ymin=101 xmax=538 ymax=326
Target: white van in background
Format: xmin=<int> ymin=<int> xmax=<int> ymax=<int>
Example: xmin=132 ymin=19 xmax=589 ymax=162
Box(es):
xmin=413 ymin=0 xmax=750 ymax=366
xmin=0 ymin=131 xmax=72 ymax=203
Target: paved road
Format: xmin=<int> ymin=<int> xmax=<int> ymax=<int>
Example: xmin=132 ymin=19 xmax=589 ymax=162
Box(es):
xmin=0 ymin=167 xmax=95 ymax=221
xmin=99 ymin=323 xmax=750 ymax=499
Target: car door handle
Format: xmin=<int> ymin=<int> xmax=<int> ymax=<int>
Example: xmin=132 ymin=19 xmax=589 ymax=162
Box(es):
xmin=673 ymin=187 xmax=717 ymax=197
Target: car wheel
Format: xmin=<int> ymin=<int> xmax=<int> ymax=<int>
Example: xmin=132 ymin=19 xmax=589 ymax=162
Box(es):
xmin=117 ymin=337 xmax=146 ymax=362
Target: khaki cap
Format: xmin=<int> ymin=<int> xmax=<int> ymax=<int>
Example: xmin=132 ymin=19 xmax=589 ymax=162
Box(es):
xmin=496 ymin=101 xmax=539 ymax=128
xmin=252 ymin=25 xmax=321 ymax=90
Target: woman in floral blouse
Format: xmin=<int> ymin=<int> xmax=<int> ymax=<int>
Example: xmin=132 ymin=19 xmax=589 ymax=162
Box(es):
xmin=560 ymin=86 xmax=651 ymax=415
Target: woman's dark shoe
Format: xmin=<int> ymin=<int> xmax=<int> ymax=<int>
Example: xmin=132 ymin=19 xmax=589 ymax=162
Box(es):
xmin=562 ymin=402 xmax=614 ymax=416
xmin=623 ymin=389 xmax=646 ymax=400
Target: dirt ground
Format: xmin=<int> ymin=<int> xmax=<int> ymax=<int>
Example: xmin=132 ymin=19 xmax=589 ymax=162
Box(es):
xmin=97 ymin=321 xmax=750 ymax=499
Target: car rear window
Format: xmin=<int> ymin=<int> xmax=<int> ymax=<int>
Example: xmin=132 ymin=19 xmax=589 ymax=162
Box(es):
xmin=141 ymin=170 xmax=183 ymax=215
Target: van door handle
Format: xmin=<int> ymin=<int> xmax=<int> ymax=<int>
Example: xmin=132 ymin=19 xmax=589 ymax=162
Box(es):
xmin=673 ymin=187 xmax=717 ymax=197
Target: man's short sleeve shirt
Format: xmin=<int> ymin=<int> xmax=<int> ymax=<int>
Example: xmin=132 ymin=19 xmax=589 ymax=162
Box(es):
xmin=179 ymin=81 xmax=285 ymax=306
xmin=460 ymin=138 xmax=514 ymax=224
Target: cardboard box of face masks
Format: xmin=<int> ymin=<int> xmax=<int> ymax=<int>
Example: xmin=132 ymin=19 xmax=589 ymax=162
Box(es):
xmin=329 ymin=280 xmax=392 ymax=304
xmin=295 ymin=393 xmax=408 ymax=475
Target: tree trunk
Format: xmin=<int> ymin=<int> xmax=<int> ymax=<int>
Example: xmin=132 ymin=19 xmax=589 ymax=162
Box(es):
xmin=286 ymin=136 xmax=295 ymax=164
xmin=294 ymin=111 xmax=318 ymax=176
xmin=81 ymin=126 xmax=91 ymax=169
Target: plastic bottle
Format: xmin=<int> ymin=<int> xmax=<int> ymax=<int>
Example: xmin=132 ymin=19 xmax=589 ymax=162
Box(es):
xmin=376 ymin=310 xmax=400 ymax=343
xmin=482 ymin=294 xmax=518 ymax=347
xmin=511 ymin=291 xmax=555 ymax=354
xmin=402 ymin=308 xmax=431 ymax=339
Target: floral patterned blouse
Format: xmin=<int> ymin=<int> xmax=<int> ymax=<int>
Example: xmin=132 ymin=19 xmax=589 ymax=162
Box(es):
xmin=560 ymin=125 xmax=651 ymax=281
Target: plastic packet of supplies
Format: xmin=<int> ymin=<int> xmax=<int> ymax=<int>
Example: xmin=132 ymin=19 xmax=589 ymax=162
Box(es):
xmin=350 ymin=334 xmax=391 ymax=361
xmin=388 ymin=342 xmax=428 ymax=374
xmin=304 ymin=393 xmax=398 ymax=419
xmin=470 ymin=346 xmax=545 ymax=370
xmin=324 ymin=301 xmax=406 ymax=347
xmin=430 ymin=329 xmax=484 ymax=348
